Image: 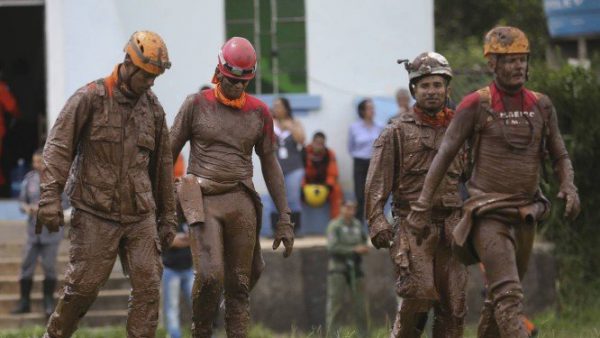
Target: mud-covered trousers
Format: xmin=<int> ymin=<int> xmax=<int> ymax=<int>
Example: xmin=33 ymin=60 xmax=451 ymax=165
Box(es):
xmin=391 ymin=218 xmax=467 ymax=338
xmin=189 ymin=189 xmax=257 ymax=338
xmin=473 ymin=215 xmax=535 ymax=338
xmin=44 ymin=209 xmax=163 ymax=338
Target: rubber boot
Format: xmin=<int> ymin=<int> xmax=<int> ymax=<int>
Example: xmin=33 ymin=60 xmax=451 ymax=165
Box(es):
xmin=43 ymin=279 xmax=57 ymax=318
xmin=11 ymin=279 xmax=33 ymax=314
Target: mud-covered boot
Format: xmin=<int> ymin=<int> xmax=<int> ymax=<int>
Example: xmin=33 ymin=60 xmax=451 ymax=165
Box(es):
xmin=11 ymin=279 xmax=33 ymax=314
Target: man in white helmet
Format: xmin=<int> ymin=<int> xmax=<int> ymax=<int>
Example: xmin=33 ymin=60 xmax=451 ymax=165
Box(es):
xmin=366 ymin=52 xmax=467 ymax=337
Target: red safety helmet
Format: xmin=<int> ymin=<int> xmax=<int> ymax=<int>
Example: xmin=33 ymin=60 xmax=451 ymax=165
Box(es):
xmin=217 ymin=37 xmax=257 ymax=80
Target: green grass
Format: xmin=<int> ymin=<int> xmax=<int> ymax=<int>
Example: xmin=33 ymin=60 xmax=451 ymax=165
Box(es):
xmin=2 ymin=308 xmax=600 ymax=338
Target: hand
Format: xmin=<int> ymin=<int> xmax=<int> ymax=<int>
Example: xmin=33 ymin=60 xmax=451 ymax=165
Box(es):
xmin=406 ymin=200 xmax=432 ymax=246
xmin=371 ymin=228 xmax=394 ymax=249
xmin=36 ymin=199 xmax=64 ymax=234
xmin=353 ymin=244 xmax=369 ymax=255
xmin=273 ymin=214 xmax=294 ymax=258
xmin=557 ymin=186 xmax=580 ymax=221
xmin=158 ymin=223 xmax=176 ymax=252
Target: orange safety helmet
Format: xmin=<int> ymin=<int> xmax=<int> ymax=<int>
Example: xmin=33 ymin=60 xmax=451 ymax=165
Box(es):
xmin=124 ymin=31 xmax=171 ymax=75
xmin=483 ymin=26 xmax=530 ymax=57
xmin=217 ymin=37 xmax=257 ymax=80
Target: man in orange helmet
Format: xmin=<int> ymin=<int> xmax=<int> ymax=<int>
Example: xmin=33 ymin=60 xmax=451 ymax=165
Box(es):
xmin=37 ymin=31 xmax=176 ymax=338
xmin=408 ymin=26 xmax=580 ymax=338
xmin=170 ymin=36 xmax=294 ymax=338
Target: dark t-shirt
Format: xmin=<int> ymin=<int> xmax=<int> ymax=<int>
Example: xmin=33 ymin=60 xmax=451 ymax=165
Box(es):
xmin=162 ymin=223 xmax=192 ymax=270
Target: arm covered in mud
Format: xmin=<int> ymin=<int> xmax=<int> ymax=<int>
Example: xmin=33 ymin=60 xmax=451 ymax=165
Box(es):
xmin=408 ymin=95 xmax=479 ymax=238
xmin=257 ymin=108 xmax=294 ymax=257
xmin=540 ymin=95 xmax=580 ymax=220
xmin=365 ymin=126 xmax=398 ymax=249
xmin=170 ymin=94 xmax=195 ymax=160
xmin=37 ymin=87 xmax=93 ymax=232
xmin=154 ymin=109 xmax=177 ymax=251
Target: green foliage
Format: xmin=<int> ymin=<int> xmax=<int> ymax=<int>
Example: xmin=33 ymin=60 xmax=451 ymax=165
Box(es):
xmin=527 ymin=64 xmax=600 ymax=312
xmin=435 ymin=0 xmax=549 ymax=61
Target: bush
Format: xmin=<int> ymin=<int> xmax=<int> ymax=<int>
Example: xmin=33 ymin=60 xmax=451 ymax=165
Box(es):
xmin=528 ymin=64 xmax=600 ymax=313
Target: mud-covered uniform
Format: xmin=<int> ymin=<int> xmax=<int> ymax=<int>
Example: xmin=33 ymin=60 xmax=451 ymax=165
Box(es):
xmin=39 ymin=71 xmax=176 ymax=337
xmin=170 ymin=89 xmax=286 ymax=338
xmin=366 ymin=108 xmax=467 ymax=338
xmin=413 ymin=82 xmax=577 ymax=337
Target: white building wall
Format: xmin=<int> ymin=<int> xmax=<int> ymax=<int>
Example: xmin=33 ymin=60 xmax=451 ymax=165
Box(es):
xmin=253 ymin=0 xmax=434 ymax=194
xmin=46 ymin=0 xmax=225 ymax=127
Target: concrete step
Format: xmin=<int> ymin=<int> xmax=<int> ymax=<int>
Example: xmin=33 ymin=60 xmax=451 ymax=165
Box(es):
xmin=0 ymin=309 xmax=128 ymax=329
xmin=0 ymin=289 xmax=131 ymax=315
xmin=0 ymin=255 xmax=125 ymax=277
xmin=0 ymin=241 xmax=70 ymax=258
xmin=0 ymin=274 xmax=129 ymax=295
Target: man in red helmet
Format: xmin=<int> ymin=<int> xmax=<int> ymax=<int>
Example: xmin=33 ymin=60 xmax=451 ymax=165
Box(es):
xmin=170 ymin=36 xmax=294 ymax=338
xmin=37 ymin=31 xmax=176 ymax=338
xmin=408 ymin=26 xmax=579 ymax=338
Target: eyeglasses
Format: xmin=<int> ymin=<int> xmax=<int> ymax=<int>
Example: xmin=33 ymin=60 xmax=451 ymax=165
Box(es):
xmin=224 ymin=76 xmax=249 ymax=85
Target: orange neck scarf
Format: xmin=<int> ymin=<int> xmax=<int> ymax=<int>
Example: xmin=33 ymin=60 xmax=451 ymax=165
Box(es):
xmin=104 ymin=65 xmax=119 ymax=98
xmin=414 ymin=105 xmax=455 ymax=127
xmin=212 ymin=74 xmax=247 ymax=109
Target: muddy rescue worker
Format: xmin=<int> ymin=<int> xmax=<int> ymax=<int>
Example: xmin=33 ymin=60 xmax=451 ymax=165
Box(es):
xmin=408 ymin=26 xmax=580 ymax=338
xmin=37 ymin=31 xmax=176 ymax=338
xmin=170 ymin=36 xmax=294 ymax=338
xmin=366 ymin=52 xmax=467 ymax=337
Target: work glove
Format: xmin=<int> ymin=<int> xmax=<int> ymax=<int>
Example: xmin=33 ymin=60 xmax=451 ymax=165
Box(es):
xmin=557 ymin=184 xmax=580 ymax=221
xmin=272 ymin=213 xmax=294 ymax=258
xmin=36 ymin=199 xmax=64 ymax=234
xmin=158 ymin=221 xmax=176 ymax=252
xmin=371 ymin=228 xmax=394 ymax=249
xmin=406 ymin=200 xmax=432 ymax=246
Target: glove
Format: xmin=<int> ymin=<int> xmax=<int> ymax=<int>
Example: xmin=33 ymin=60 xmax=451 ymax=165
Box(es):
xmin=557 ymin=184 xmax=580 ymax=221
xmin=406 ymin=200 xmax=432 ymax=246
xmin=272 ymin=213 xmax=294 ymax=258
xmin=371 ymin=228 xmax=394 ymax=249
xmin=36 ymin=199 xmax=64 ymax=234
xmin=158 ymin=222 xmax=176 ymax=252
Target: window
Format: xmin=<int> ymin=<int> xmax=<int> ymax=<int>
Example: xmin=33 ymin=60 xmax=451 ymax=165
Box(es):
xmin=225 ymin=0 xmax=307 ymax=94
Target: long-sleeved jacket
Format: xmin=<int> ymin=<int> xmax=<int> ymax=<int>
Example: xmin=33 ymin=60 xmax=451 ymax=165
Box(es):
xmin=366 ymin=110 xmax=465 ymax=238
xmin=302 ymin=145 xmax=339 ymax=187
xmin=40 ymin=73 xmax=175 ymax=229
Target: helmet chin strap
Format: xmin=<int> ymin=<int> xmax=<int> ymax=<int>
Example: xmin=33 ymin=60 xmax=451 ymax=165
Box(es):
xmin=118 ymin=63 xmax=141 ymax=98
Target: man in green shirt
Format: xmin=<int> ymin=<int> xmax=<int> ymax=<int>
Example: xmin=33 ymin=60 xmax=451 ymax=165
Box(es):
xmin=326 ymin=200 xmax=369 ymax=336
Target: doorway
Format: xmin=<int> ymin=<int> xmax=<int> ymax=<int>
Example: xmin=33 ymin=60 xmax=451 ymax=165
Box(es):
xmin=0 ymin=3 xmax=46 ymax=198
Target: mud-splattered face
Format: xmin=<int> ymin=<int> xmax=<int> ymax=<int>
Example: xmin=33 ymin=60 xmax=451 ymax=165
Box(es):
xmin=219 ymin=73 xmax=249 ymax=100
xmin=494 ymin=53 xmax=528 ymax=91
xmin=413 ymin=75 xmax=448 ymax=114
xmin=129 ymin=68 xmax=158 ymax=96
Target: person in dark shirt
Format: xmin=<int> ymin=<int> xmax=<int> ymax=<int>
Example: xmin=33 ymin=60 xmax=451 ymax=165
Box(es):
xmin=162 ymin=222 xmax=193 ymax=338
